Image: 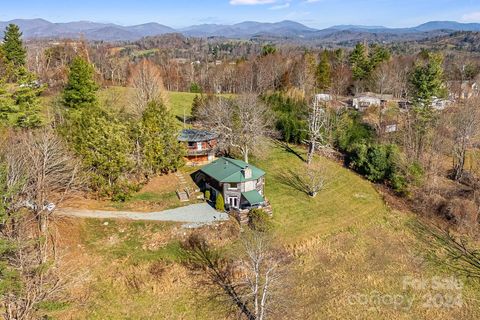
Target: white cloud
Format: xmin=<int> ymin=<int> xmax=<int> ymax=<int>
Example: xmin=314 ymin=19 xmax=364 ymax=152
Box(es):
xmin=304 ymin=0 xmax=323 ymax=3
xmin=230 ymin=0 xmax=277 ymax=5
xmin=461 ymin=11 xmax=480 ymax=22
xmin=270 ymin=2 xmax=290 ymax=10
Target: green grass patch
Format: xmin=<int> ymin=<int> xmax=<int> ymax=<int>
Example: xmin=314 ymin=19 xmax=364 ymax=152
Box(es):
xmin=83 ymin=219 xmax=183 ymax=264
xmin=252 ymin=144 xmax=388 ymax=245
xmin=38 ymin=300 xmax=70 ymax=312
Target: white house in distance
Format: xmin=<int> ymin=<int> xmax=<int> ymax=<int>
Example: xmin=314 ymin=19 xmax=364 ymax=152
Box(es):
xmin=431 ymin=97 xmax=452 ymax=111
xmin=352 ymin=95 xmax=382 ymax=111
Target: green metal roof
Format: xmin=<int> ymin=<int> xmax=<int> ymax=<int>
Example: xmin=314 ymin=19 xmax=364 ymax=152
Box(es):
xmin=200 ymin=157 xmax=265 ymax=183
xmin=242 ymin=190 xmax=265 ymax=206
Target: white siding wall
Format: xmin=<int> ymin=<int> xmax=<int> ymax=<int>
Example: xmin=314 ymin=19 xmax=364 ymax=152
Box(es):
xmin=244 ymin=180 xmax=256 ymax=192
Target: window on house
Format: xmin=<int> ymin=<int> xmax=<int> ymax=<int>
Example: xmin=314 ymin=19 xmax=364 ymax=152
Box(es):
xmin=228 ymin=183 xmax=238 ymax=190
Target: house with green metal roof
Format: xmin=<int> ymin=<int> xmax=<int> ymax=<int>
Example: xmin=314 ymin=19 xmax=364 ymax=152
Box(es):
xmin=193 ymin=157 xmax=267 ymax=210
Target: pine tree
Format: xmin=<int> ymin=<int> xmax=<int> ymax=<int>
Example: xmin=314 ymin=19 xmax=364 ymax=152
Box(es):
xmin=2 ymin=24 xmax=26 ymax=69
xmin=14 ymin=71 xmax=43 ymax=128
xmin=408 ymin=52 xmax=445 ymax=160
xmin=191 ymin=95 xmax=201 ymax=121
xmin=410 ymin=52 xmax=445 ymax=107
xmin=349 ymin=43 xmax=369 ymax=81
xmin=62 ymin=56 xmax=98 ymax=109
xmin=140 ymin=100 xmax=185 ymax=176
xmin=67 ymin=106 xmax=134 ymax=197
xmin=316 ymin=50 xmax=332 ymax=91
xmin=0 ymin=78 xmax=13 ymax=122
xmin=349 ymin=43 xmax=390 ymax=82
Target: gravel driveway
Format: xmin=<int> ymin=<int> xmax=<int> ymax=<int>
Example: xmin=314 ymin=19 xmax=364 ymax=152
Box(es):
xmin=56 ymin=203 xmax=229 ymax=228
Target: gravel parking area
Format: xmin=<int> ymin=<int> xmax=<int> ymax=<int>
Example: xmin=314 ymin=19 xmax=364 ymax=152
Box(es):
xmin=56 ymin=203 xmax=229 ymax=227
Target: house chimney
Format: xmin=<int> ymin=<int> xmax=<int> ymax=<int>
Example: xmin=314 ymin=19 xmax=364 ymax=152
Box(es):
xmin=243 ymin=166 xmax=252 ymax=179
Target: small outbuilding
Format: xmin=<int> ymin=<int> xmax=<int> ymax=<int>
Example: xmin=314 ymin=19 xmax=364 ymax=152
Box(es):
xmin=178 ymin=129 xmax=218 ymax=165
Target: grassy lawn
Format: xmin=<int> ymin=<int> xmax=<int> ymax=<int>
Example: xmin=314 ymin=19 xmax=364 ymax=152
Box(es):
xmin=254 ymin=146 xmax=388 ymax=246
xmin=252 ymin=145 xmax=480 ymax=319
xmin=96 ymin=86 xmax=199 ymax=122
xmin=54 ymin=144 xmax=480 ymax=319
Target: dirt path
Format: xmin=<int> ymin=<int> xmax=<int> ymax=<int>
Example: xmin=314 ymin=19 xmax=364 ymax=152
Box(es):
xmin=56 ymin=203 xmax=229 ymax=228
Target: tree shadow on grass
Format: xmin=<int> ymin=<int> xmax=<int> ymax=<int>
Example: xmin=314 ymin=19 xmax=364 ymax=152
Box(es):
xmin=276 ymin=169 xmax=311 ymax=196
xmin=409 ymin=220 xmax=480 ymax=279
xmin=273 ymin=140 xmax=306 ymax=163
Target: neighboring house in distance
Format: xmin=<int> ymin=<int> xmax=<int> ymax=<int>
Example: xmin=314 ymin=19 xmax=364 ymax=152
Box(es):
xmin=193 ymin=157 xmax=267 ymax=210
xmin=398 ymin=97 xmax=452 ymax=111
xmin=431 ymin=97 xmax=452 ymax=110
xmin=351 ymin=93 xmax=395 ymax=111
xmin=352 ymin=96 xmax=381 ymax=111
xmin=178 ymin=129 xmax=218 ymax=165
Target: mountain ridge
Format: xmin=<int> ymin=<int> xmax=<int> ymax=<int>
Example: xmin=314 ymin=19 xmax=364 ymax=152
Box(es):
xmin=0 ymin=18 xmax=479 ymax=41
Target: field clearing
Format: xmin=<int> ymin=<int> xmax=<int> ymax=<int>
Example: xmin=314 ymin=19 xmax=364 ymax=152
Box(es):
xmin=52 ymin=145 xmax=480 ymax=319
xmin=97 ymin=86 xmax=202 ymax=120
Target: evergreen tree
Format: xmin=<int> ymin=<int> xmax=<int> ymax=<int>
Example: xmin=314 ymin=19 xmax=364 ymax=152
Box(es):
xmin=14 ymin=71 xmax=43 ymax=128
xmin=67 ymin=106 xmax=134 ymax=198
xmin=368 ymin=44 xmax=391 ymax=70
xmin=0 ymin=78 xmax=13 ymax=122
xmin=62 ymin=56 xmax=98 ymax=109
xmin=349 ymin=43 xmax=390 ymax=82
xmin=191 ymin=95 xmax=202 ymax=121
xmin=215 ymin=193 xmax=225 ymax=211
xmin=410 ymin=52 xmax=445 ymax=107
xmin=2 ymin=24 xmax=26 ymax=69
xmin=316 ymin=50 xmax=332 ymax=91
xmin=261 ymin=44 xmax=277 ymax=56
xmin=140 ymin=100 xmax=185 ymax=176
xmin=408 ymin=52 xmax=445 ymax=160
xmin=349 ymin=43 xmax=369 ymax=81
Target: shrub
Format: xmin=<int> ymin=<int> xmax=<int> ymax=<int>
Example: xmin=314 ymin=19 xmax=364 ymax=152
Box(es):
xmin=263 ymin=93 xmax=308 ymax=144
xmin=335 ymin=111 xmax=374 ymax=151
xmin=111 ymin=181 xmax=138 ymax=202
xmin=248 ymin=209 xmax=271 ymax=232
xmin=205 ymin=190 xmax=211 ymax=202
xmin=189 ymin=82 xmax=202 ymax=93
xmin=215 ymin=193 xmax=225 ymax=211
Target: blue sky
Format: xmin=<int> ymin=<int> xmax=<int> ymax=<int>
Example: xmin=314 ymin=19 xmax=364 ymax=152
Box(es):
xmin=1 ymin=0 xmax=480 ymax=28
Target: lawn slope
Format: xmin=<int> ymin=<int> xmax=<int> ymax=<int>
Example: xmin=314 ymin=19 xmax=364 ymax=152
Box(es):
xmin=52 ymin=144 xmax=480 ymax=319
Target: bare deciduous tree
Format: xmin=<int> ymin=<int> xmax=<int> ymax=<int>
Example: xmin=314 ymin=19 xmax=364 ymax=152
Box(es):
xmin=414 ymin=222 xmax=480 ymax=279
xmin=306 ymin=96 xmax=331 ymax=165
xmin=279 ymin=162 xmax=328 ymax=198
xmin=182 ymin=231 xmax=284 ymax=320
xmin=0 ymin=129 xmax=81 ymax=320
xmin=199 ymin=94 xmax=273 ymax=163
xmin=129 ymin=59 xmax=168 ymax=115
xmin=450 ymin=98 xmax=480 ymax=180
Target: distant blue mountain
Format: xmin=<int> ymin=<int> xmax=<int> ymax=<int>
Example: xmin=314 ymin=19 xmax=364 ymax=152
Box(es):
xmin=414 ymin=21 xmax=480 ymax=32
xmin=0 ymin=18 xmax=480 ymax=41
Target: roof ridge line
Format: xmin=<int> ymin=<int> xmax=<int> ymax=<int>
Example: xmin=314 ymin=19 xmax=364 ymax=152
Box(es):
xmin=223 ymin=157 xmax=245 ymax=169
